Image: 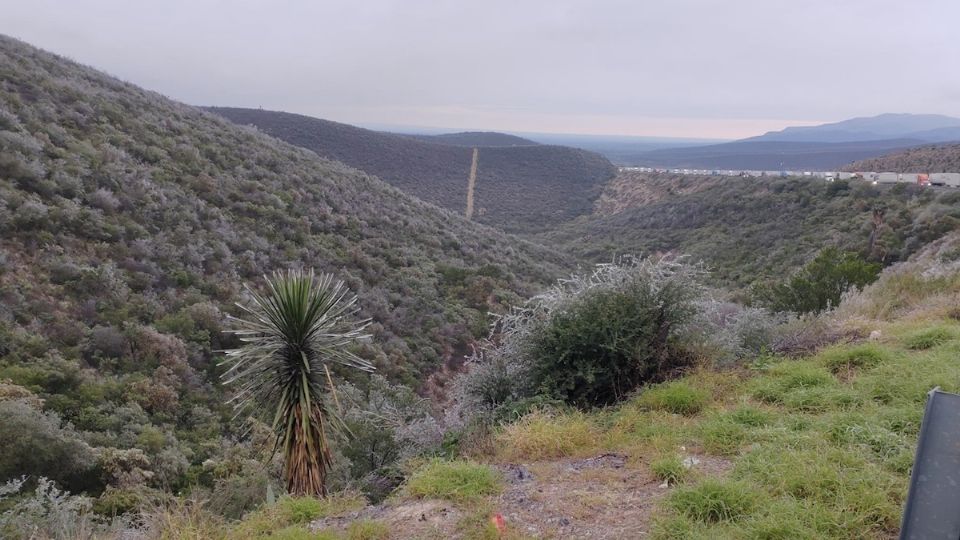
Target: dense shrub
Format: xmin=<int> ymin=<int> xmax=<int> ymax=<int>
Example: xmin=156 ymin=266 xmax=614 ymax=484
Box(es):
xmin=754 ymin=247 xmax=881 ymax=315
xmin=687 ymin=300 xmax=781 ymax=365
xmin=0 ymin=400 xmax=100 ymax=493
xmin=466 ymin=257 xmax=705 ymax=409
xmin=335 ymin=375 xmax=443 ymax=502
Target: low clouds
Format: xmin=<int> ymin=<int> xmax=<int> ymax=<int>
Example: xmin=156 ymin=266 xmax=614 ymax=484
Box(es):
xmin=3 ymin=0 xmax=958 ymax=138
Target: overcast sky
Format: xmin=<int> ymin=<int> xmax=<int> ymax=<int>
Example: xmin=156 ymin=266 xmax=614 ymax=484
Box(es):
xmin=3 ymin=0 xmax=959 ymax=138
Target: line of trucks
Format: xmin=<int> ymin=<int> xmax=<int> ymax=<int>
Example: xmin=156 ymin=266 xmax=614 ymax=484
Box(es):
xmin=621 ymin=167 xmax=960 ymax=187
xmin=850 ymin=172 xmax=960 ymax=187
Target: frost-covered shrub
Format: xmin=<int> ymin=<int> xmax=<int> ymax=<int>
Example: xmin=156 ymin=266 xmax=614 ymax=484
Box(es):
xmin=0 ymin=477 xmax=101 ymax=540
xmin=12 ymin=198 xmax=49 ymax=229
xmin=335 ymin=375 xmax=443 ymax=501
xmin=465 ymin=257 xmax=706 ymax=409
xmin=87 ymin=188 xmax=121 ymax=213
xmin=686 ymin=300 xmax=782 ymax=365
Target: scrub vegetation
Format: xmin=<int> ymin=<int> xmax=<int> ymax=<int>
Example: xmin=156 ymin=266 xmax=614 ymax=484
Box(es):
xmin=6 ymin=31 xmax=960 ymax=540
xmin=543 ymin=170 xmax=960 ymax=288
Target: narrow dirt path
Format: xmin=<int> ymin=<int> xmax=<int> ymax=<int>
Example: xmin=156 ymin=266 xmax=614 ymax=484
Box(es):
xmin=465 ymin=147 xmax=479 ymax=219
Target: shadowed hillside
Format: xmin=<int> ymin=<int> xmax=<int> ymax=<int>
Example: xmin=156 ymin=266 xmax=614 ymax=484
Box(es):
xmin=844 ymin=143 xmax=960 ymax=173
xmin=207 ymin=107 xmax=616 ymax=233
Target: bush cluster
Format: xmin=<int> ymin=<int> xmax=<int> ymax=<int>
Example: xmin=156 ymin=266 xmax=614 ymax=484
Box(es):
xmin=460 ymin=257 xmax=764 ymax=412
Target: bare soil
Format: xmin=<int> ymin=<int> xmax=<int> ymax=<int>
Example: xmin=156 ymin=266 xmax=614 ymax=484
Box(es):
xmin=310 ymin=452 xmax=732 ymax=539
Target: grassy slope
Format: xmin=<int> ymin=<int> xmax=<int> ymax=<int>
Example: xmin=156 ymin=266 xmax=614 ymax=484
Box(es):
xmin=228 ymin=234 xmax=960 ymax=539
xmin=539 ymin=171 xmax=960 ymax=288
xmin=844 ymin=143 xmax=960 ymax=173
xmin=207 ymin=107 xmax=616 ymax=233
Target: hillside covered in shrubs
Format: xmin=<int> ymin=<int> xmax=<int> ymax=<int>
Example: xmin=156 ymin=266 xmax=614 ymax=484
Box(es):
xmin=844 ymin=142 xmax=960 ymax=173
xmin=0 ymin=33 xmax=576 ymax=524
xmin=541 ymin=171 xmax=960 ymax=288
xmin=207 ymin=107 xmax=616 ymax=233
xmin=6 ymin=32 xmax=960 ymax=540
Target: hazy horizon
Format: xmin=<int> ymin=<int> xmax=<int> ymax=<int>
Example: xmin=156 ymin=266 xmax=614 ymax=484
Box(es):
xmin=3 ymin=0 xmax=959 ymax=139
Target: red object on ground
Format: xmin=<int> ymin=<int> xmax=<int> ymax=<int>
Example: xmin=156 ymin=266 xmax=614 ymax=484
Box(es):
xmin=491 ymin=513 xmax=507 ymax=535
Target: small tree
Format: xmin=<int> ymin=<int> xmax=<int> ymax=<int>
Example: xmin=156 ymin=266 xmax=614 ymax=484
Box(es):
xmin=221 ymin=269 xmax=373 ymax=497
xmin=755 ymin=247 xmax=881 ymax=315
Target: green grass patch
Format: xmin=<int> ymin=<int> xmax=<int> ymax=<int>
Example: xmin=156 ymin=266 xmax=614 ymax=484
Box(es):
xmin=904 ymin=326 xmax=956 ymax=350
xmin=733 ymin=446 xmax=901 ymax=535
xmin=638 ymin=381 xmax=710 ymax=416
xmin=269 ymin=526 xmax=337 ymax=540
xmin=231 ymin=493 xmax=366 ymax=538
xmin=279 ymin=495 xmax=367 ymax=524
xmin=406 ymin=460 xmax=502 ymax=503
xmin=818 ymin=342 xmax=893 ymax=373
xmin=271 ymin=521 xmax=390 ymax=540
xmin=650 ymin=455 xmax=687 ymax=484
xmin=344 ymin=520 xmax=390 ymax=540
xmin=668 ymin=479 xmax=758 ymax=523
xmin=726 ymin=405 xmax=772 ymax=428
xmin=699 ymin=416 xmax=749 ymax=456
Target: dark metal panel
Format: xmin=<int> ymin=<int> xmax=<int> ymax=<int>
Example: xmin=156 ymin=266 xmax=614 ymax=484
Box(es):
xmin=900 ymin=388 xmax=960 ymax=540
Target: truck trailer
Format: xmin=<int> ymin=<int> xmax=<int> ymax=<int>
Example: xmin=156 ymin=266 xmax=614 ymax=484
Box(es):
xmin=877 ymin=172 xmax=899 ymax=184
xmin=930 ymin=173 xmax=960 ymax=187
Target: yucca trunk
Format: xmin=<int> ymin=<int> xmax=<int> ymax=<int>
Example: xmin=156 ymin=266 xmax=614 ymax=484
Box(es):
xmin=283 ymin=402 xmax=333 ymax=497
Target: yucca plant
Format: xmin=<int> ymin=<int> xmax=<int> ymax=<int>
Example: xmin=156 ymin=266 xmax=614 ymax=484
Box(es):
xmin=221 ymin=269 xmax=373 ymax=497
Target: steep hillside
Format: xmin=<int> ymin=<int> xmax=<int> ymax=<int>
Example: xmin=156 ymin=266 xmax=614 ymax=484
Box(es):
xmin=540 ymin=172 xmax=960 ymax=287
xmin=844 ymin=143 xmax=960 ymax=173
xmin=0 ymin=33 xmax=571 ymax=470
xmin=207 ymin=107 xmax=616 ymax=233
xmin=405 ymin=131 xmax=538 ymax=147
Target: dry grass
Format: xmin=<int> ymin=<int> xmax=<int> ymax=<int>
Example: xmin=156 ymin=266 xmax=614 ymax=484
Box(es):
xmin=495 ymin=410 xmax=602 ymax=462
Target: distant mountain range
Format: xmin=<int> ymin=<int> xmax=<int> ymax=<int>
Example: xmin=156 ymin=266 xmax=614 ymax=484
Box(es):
xmin=745 ymin=113 xmax=960 ymax=144
xmin=621 ymin=113 xmax=960 ymax=170
xmin=208 ymin=108 xmax=616 ymax=232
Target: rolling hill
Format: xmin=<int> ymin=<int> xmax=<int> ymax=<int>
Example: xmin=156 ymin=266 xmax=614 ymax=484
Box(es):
xmin=844 ymin=143 xmax=960 ymax=173
xmin=403 ymin=131 xmax=538 ymax=147
xmin=207 ymin=107 xmax=616 ymax=233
